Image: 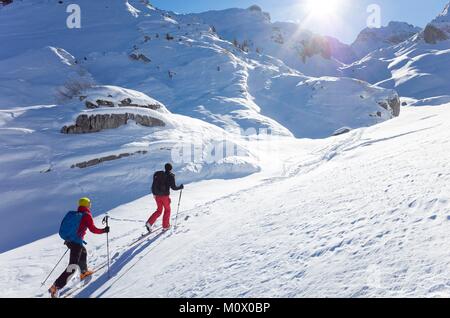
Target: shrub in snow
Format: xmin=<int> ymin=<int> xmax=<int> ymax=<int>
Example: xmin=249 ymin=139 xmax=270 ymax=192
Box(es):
xmin=56 ymin=79 xmax=93 ymax=102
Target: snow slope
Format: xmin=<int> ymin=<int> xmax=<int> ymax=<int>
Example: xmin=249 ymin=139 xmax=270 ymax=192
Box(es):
xmin=0 ymin=0 xmax=401 ymax=251
xmin=1 ymin=102 xmax=449 ymax=298
xmin=0 ymin=87 xmax=259 ymax=252
xmin=1 ymin=0 xmax=450 ymax=299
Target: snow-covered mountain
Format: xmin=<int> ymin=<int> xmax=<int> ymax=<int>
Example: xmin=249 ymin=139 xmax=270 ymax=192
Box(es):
xmin=187 ymin=6 xmax=355 ymax=74
xmin=351 ymin=22 xmax=421 ymax=59
xmin=0 ymin=1 xmax=398 ymax=136
xmin=3 ymin=0 xmax=450 ymax=299
xmin=0 ymin=0 xmax=401 ymax=251
xmin=343 ymin=2 xmax=450 ymax=101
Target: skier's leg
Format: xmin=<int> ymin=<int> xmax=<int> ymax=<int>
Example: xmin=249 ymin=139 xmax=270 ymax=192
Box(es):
xmin=162 ymin=196 xmax=172 ymax=229
xmin=78 ymin=246 xmax=88 ymax=273
xmin=53 ymin=242 xmax=83 ymax=289
xmin=147 ymin=196 xmax=164 ymax=225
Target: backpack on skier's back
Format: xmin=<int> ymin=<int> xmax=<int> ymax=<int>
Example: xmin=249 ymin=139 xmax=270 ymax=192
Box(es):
xmin=59 ymin=211 xmax=86 ymax=245
xmin=152 ymin=170 xmax=168 ymax=195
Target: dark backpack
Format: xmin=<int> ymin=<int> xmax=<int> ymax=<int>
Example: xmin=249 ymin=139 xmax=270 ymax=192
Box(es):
xmin=59 ymin=211 xmax=85 ymax=245
xmin=152 ymin=171 xmax=168 ymax=195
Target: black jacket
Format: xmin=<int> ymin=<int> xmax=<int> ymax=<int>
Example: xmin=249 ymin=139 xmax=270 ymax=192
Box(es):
xmin=152 ymin=171 xmax=183 ymax=196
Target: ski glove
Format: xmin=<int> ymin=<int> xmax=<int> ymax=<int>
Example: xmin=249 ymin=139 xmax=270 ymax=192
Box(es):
xmin=104 ymin=226 xmax=110 ymax=234
xmin=180 ymin=184 xmax=184 ymax=190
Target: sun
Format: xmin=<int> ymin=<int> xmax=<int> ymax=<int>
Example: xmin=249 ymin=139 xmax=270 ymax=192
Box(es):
xmin=305 ymin=0 xmax=342 ymax=19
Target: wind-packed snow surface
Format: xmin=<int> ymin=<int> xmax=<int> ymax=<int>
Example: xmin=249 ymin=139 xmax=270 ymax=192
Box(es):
xmin=1 ymin=102 xmax=450 ymax=298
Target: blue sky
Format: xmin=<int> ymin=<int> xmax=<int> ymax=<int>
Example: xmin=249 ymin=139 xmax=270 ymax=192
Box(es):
xmin=150 ymin=0 xmax=449 ymax=44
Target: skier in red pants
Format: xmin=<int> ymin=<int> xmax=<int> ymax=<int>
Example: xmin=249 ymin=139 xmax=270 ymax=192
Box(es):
xmin=146 ymin=163 xmax=184 ymax=232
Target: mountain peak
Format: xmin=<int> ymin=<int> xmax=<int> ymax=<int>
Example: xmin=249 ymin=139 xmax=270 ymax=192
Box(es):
xmin=432 ymin=2 xmax=450 ymax=23
xmin=351 ymin=21 xmax=420 ymax=58
xmin=422 ymin=2 xmax=450 ymax=44
xmin=439 ymin=2 xmax=450 ymax=16
xmin=387 ymin=21 xmax=417 ymax=29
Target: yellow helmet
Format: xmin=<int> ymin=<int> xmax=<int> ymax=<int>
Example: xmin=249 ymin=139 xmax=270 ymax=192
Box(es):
xmin=78 ymin=197 xmax=91 ymax=208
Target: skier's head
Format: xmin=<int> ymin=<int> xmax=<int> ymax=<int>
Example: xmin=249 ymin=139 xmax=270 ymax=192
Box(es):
xmin=164 ymin=163 xmax=173 ymax=172
xmin=78 ymin=197 xmax=91 ymax=208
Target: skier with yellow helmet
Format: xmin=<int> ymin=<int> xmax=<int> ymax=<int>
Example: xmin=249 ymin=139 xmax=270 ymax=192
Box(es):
xmin=48 ymin=197 xmax=109 ymax=298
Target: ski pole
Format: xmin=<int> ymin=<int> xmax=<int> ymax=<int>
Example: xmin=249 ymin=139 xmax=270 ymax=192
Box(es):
xmin=102 ymin=214 xmax=111 ymax=278
xmin=174 ymin=189 xmax=183 ymax=230
xmin=41 ymin=248 xmax=69 ymax=287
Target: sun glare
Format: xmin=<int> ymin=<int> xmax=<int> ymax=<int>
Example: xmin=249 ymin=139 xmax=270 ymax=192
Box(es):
xmin=305 ymin=0 xmax=342 ymax=19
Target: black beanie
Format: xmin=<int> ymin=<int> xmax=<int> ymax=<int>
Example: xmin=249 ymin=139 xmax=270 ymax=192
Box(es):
xmin=165 ymin=163 xmax=173 ymax=172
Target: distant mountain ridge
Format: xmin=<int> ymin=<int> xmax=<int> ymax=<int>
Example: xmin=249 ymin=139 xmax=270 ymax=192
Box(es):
xmin=351 ymin=21 xmax=421 ymax=58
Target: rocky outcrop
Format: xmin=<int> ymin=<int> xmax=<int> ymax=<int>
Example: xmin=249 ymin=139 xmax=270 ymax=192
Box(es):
xmin=85 ymin=98 xmax=161 ymax=110
xmin=300 ymin=36 xmax=332 ymax=63
xmin=71 ymin=150 xmax=148 ymax=169
xmin=61 ymin=113 xmax=165 ymax=134
xmin=118 ymin=98 xmax=160 ymax=109
xmin=248 ymin=5 xmax=262 ymax=12
xmin=129 ymin=53 xmax=151 ymax=63
xmin=378 ymin=95 xmax=401 ymax=117
xmin=423 ymin=24 xmax=449 ymax=44
xmin=332 ymin=127 xmax=351 ymax=136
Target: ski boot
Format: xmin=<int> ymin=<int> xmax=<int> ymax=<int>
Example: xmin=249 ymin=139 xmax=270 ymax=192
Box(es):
xmin=80 ymin=270 xmax=94 ymax=281
xmin=48 ymin=285 xmax=59 ymax=298
xmin=145 ymin=222 xmax=152 ymax=233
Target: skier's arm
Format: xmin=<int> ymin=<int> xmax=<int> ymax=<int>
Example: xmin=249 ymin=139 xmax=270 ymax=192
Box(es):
xmin=169 ymin=174 xmax=183 ymax=191
xmin=84 ymin=214 xmax=106 ymax=234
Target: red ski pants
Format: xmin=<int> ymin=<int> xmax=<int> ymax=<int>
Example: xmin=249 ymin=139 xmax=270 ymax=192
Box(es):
xmin=148 ymin=195 xmax=171 ymax=229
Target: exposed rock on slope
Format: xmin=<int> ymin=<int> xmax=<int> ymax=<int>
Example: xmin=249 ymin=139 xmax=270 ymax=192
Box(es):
xmin=61 ymin=112 xmax=166 ymax=134
xmin=422 ymin=2 xmax=450 ymax=44
xmin=80 ymin=86 xmax=167 ymax=111
xmin=378 ymin=96 xmax=401 ymax=117
xmin=71 ymin=151 xmax=148 ymax=169
xmin=423 ymin=24 xmax=449 ymax=44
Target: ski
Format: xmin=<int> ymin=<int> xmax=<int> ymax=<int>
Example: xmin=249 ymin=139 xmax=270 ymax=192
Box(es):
xmin=129 ymin=226 xmax=163 ymax=246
